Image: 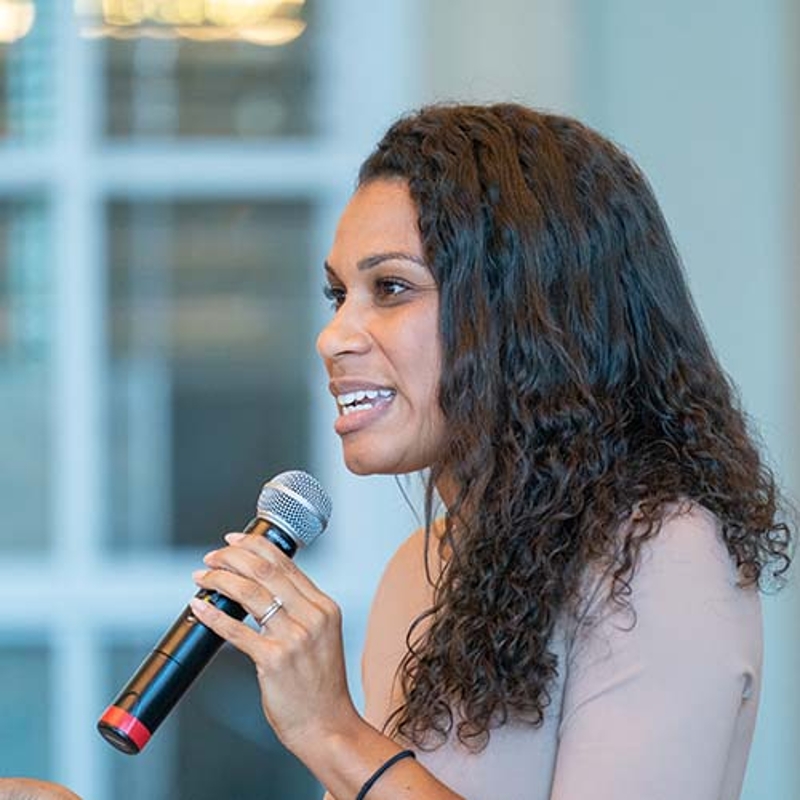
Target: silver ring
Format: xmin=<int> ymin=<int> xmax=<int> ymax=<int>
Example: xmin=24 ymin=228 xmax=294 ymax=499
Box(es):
xmin=258 ymin=596 xmax=284 ymax=628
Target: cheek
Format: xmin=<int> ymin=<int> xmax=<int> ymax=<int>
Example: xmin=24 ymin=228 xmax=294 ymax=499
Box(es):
xmin=388 ymin=300 xmax=442 ymax=407
xmin=410 ymin=334 xmax=442 ymax=410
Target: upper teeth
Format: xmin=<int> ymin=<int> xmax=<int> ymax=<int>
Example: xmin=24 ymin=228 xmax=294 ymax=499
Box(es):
xmin=337 ymin=389 xmax=394 ymax=408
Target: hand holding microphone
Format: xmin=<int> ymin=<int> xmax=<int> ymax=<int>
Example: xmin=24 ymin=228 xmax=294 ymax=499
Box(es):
xmin=97 ymin=470 xmax=332 ymax=755
xmin=189 ymin=514 xmax=359 ymax=757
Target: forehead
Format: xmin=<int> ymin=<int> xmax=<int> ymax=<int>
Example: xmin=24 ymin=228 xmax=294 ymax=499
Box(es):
xmin=328 ymin=179 xmax=423 ymax=264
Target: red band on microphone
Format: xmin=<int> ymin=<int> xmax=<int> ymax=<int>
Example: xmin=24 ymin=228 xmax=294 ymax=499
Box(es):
xmin=99 ymin=706 xmax=152 ymax=752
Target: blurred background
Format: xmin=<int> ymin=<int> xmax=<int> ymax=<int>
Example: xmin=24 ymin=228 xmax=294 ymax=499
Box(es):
xmin=0 ymin=1 xmax=797 ymax=798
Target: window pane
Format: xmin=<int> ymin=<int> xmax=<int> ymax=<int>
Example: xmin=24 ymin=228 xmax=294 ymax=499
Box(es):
xmin=0 ymin=0 xmax=56 ymax=143
xmin=0 ymin=199 xmax=51 ymax=553
xmin=105 ymin=640 xmax=321 ymax=800
xmin=98 ymin=1 xmax=318 ymax=139
xmin=0 ymin=643 xmax=51 ymax=776
xmin=106 ymin=199 xmax=315 ymax=551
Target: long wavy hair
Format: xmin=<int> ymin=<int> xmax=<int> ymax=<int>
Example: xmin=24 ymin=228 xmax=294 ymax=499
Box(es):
xmin=358 ymin=103 xmax=793 ymax=751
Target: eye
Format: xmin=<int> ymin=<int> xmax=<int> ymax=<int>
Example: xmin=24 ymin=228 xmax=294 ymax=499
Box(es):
xmin=322 ymin=283 xmax=346 ymax=311
xmin=374 ymin=278 xmax=411 ymax=303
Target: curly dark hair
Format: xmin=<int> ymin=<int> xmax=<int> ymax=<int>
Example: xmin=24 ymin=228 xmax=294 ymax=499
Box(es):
xmin=357 ymin=103 xmax=793 ymax=751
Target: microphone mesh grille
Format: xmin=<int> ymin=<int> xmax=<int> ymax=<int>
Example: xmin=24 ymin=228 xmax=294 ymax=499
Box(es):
xmin=256 ymin=470 xmax=332 ymax=548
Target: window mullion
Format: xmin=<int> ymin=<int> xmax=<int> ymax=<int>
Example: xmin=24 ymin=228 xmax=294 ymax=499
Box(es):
xmin=50 ymin=5 xmax=106 ymax=798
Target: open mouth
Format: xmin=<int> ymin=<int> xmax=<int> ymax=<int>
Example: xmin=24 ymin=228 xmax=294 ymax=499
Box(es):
xmin=336 ymin=388 xmax=395 ymax=415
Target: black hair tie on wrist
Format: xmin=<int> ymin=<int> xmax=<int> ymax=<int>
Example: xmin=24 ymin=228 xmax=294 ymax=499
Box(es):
xmin=355 ymin=749 xmax=416 ymax=800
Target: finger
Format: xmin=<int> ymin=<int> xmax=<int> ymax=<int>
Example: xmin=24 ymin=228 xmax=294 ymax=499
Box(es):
xmin=204 ymin=536 xmax=321 ymax=607
xmin=192 ymin=566 xmax=299 ymax=628
xmin=221 ymin=531 xmax=326 ymax=601
xmin=188 ymin=596 xmax=275 ymax=663
xmin=200 ymin=547 xmax=313 ymax=619
xmin=199 ymin=537 xmax=341 ymax=643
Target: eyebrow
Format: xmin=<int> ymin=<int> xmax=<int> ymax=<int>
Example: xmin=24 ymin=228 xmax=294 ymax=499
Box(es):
xmin=324 ymin=251 xmax=428 ymax=276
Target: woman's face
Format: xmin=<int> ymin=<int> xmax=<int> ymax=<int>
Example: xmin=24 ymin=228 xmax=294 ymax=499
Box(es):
xmin=316 ymin=179 xmax=446 ymax=476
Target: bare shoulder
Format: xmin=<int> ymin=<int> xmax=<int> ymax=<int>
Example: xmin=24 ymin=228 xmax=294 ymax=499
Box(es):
xmin=361 ymin=523 xmax=441 ymax=725
xmin=381 ymin=525 xmax=427 ymax=579
xmin=373 ymin=518 xmax=445 ymax=600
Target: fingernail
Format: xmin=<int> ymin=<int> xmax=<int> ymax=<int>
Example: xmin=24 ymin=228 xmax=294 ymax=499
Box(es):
xmin=224 ymin=532 xmax=246 ymax=544
xmin=189 ymin=598 xmax=205 ymax=614
xmin=192 ymin=569 xmax=209 ymax=582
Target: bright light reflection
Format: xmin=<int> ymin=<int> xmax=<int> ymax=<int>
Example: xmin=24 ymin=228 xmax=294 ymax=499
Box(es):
xmin=76 ymin=0 xmax=306 ymax=45
xmin=0 ymin=0 xmax=35 ymax=43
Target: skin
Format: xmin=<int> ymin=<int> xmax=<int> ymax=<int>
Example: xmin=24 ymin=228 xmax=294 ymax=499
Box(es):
xmin=0 ymin=779 xmax=83 ymax=800
xmin=317 ymin=178 xmax=445 ymax=476
xmin=189 ymin=179 xmax=463 ymax=799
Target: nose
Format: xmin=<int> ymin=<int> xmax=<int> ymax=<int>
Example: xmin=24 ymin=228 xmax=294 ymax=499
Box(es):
xmin=316 ymin=302 xmax=371 ymax=362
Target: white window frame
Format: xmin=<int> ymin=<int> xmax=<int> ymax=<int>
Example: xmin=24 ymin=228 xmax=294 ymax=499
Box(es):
xmin=0 ymin=2 xmax=422 ymax=796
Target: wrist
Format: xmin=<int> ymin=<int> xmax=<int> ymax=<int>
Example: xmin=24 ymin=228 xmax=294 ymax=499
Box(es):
xmin=285 ymin=700 xmax=367 ymax=765
xmin=355 ymin=749 xmax=416 ymax=800
xmin=295 ymin=717 xmax=407 ymax=799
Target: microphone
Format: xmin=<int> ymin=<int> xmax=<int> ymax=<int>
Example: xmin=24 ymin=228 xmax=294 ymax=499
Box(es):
xmin=97 ymin=470 xmax=332 ymax=755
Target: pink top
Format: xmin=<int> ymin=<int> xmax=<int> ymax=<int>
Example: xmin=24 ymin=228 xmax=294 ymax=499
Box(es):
xmin=361 ymin=505 xmax=762 ymax=800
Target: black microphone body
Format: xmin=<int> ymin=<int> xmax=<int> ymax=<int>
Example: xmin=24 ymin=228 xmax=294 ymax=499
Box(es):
xmin=97 ymin=471 xmax=331 ymax=755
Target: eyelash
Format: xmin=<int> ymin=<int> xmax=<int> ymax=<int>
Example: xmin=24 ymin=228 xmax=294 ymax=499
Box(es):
xmin=322 ymin=278 xmax=412 ymax=310
xmin=322 ymin=283 xmax=345 ymax=310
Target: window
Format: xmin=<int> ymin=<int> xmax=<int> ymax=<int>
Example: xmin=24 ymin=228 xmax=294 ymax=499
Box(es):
xmin=0 ymin=198 xmax=51 ymax=553
xmin=0 ymin=642 xmax=52 ymax=777
xmin=0 ymin=2 xmax=419 ymax=797
xmin=106 ymin=199 xmax=315 ymax=552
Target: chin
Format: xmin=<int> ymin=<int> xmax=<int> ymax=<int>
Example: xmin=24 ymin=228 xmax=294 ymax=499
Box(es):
xmin=343 ymin=459 xmax=377 ymax=476
xmin=342 ymin=454 xmax=396 ymax=476
xmin=341 ymin=445 xmax=433 ymax=477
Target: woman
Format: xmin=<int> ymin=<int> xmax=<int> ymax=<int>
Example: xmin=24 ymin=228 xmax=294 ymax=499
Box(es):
xmin=189 ymin=103 xmax=792 ymax=800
